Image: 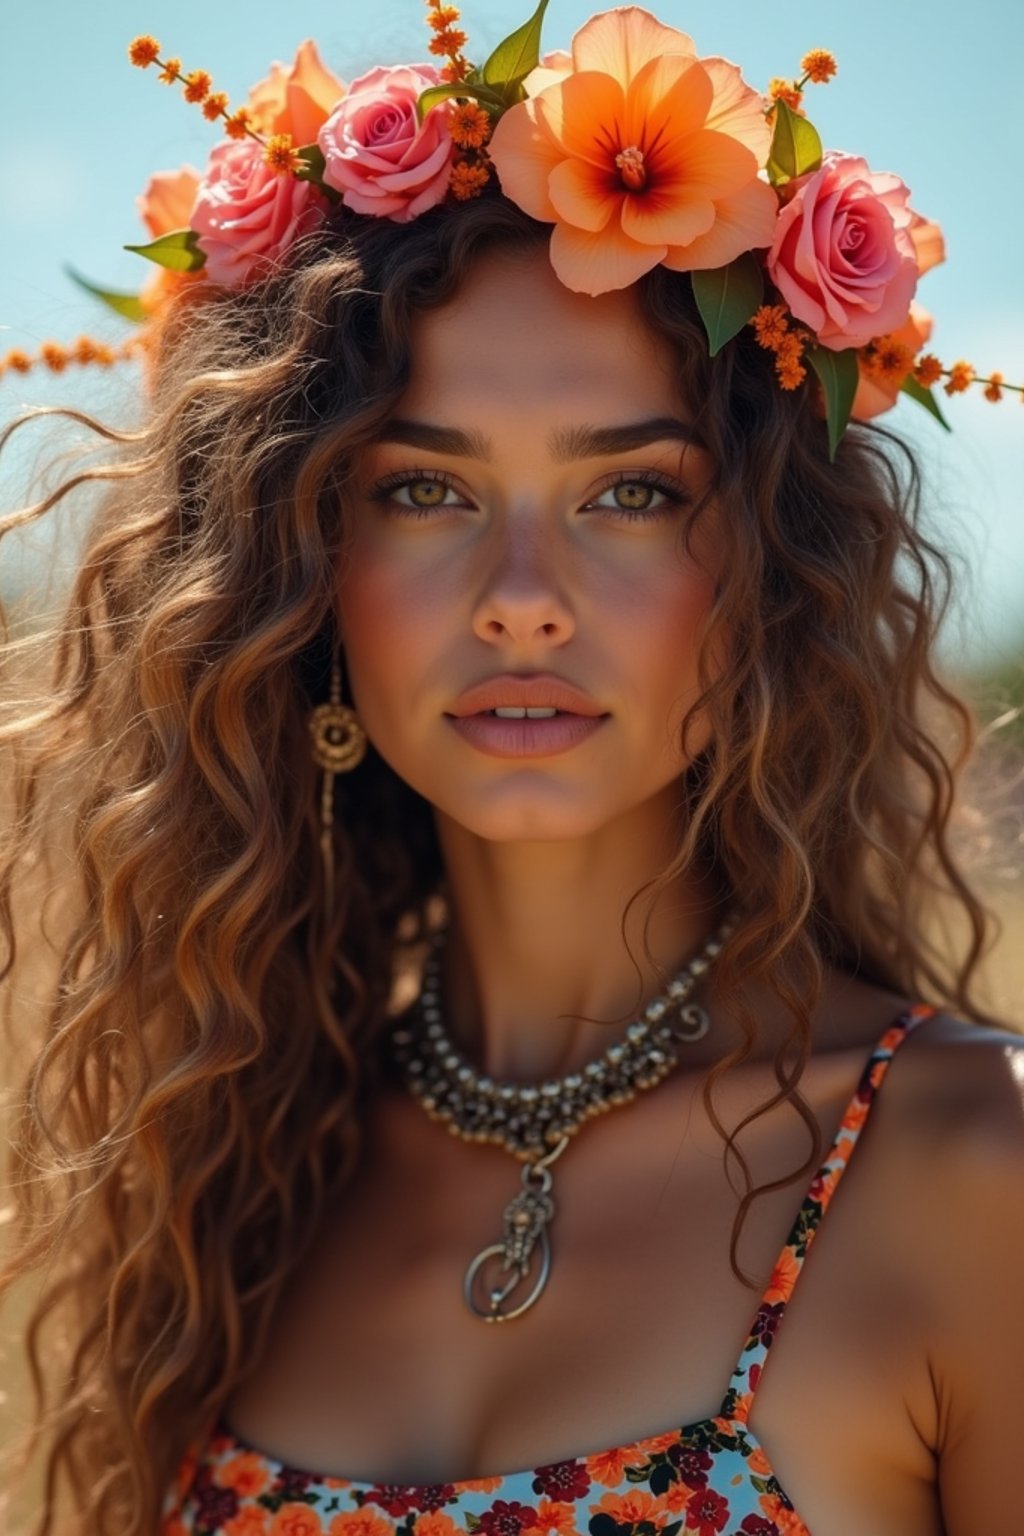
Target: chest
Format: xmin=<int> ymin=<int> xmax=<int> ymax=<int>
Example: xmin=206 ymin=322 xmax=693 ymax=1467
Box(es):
xmin=224 ymin=1053 xmax=943 ymax=1534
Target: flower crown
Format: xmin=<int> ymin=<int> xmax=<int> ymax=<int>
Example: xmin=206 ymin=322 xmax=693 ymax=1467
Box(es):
xmin=5 ymin=1 xmax=1020 ymax=456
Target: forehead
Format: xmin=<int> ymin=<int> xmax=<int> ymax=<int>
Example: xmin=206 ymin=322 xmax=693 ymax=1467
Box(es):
xmin=401 ymin=247 xmax=682 ymax=410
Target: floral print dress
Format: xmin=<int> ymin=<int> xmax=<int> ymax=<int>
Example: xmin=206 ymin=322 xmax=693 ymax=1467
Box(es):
xmin=162 ymin=1004 xmax=937 ymax=1536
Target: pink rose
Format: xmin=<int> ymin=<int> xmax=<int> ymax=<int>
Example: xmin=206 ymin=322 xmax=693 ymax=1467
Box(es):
xmin=189 ymin=140 xmax=329 ymax=288
xmin=317 ymin=62 xmax=456 ymax=222
xmin=766 ymin=151 xmax=921 ymax=351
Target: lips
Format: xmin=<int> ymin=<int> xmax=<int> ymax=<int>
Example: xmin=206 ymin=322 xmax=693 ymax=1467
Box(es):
xmin=447 ymin=672 xmax=607 ymax=719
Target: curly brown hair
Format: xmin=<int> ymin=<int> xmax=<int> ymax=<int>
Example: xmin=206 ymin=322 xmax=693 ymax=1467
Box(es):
xmin=0 ymin=190 xmax=1007 ymax=1535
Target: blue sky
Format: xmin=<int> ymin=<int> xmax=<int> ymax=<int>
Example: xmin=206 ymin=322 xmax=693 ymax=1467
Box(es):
xmin=2 ymin=0 xmax=1022 ymax=672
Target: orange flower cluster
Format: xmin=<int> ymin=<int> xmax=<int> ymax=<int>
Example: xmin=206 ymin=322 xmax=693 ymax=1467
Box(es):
xmin=424 ymin=0 xmax=471 ymax=84
xmin=0 ymin=334 xmax=144 ymax=380
xmin=800 ymin=49 xmax=838 ymax=84
xmin=751 ymin=305 xmax=809 ymax=389
xmin=768 ymin=78 xmax=804 ymax=113
xmin=766 ymin=48 xmax=837 ymax=119
xmin=450 ymin=100 xmax=492 ymax=151
xmin=449 ymin=159 xmax=491 ymax=200
xmin=913 ymin=354 xmax=943 ymax=388
xmin=860 ymin=335 xmax=915 ymax=387
xmin=944 ymin=360 xmax=975 ymax=395
xmin=912 ymin=353 xmax=1022 ymax=402
xmin=263 ymin=133 xmax=301 ymax=175
xmin=127 ymin=35 xmax=264 ymax=151
xmin=423 ymin=1 xmax=495 ymax=201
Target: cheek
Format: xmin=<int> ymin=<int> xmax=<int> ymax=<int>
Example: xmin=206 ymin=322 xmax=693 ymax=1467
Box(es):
xmin=335 ymin=541 xmax=448 ymax=699
xmin=632 ymin=566 xmax=720 ymax=757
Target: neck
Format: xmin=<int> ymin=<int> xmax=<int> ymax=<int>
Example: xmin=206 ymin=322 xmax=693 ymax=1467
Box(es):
xmin=429 ymin=790 xmax=733 ymax=1084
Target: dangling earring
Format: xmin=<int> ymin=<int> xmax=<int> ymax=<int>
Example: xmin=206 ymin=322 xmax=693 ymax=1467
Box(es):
xmin=307 ymin=646 xmax=367 ymax=928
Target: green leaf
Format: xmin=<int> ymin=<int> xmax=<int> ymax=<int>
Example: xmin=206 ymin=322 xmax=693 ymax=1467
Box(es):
xmin=481 ymin=0 xmax=551 ymax=86
xmin=691 ymin=253 xmax=764 ymax=356
xmin=123 ymin=228 xmax=206 ymax=274
xmin=295 ymin=143 xmax=326 ymax=182
xmin=806 ymin=345 xmax=860 ymax=460
xmin=900 ymin=372 xmax=952 ymax=430
xmin=415 ymin=79 xmax=506 ymax=125
xmin=766 ymin=98 xmax=823 ymax=188
xmin=294 ymin=143 xmax=342 ymax=205
xmin=63 ymin=264 xmax=147 ymax=323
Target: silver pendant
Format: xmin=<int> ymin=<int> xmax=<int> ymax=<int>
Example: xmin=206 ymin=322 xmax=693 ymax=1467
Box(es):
xmin=463 ymin=1136 xmax=569 ymax=1321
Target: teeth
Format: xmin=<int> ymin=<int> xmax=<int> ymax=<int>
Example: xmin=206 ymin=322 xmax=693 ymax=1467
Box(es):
xmin=490 ymin=706 xmax=560 ymax=718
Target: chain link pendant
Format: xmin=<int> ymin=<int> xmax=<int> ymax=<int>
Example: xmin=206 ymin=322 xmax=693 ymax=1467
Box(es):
xmin=463 ymin=1136 xmax=569 ymax=1321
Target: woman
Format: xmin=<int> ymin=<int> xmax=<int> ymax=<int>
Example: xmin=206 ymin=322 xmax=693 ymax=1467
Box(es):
xmin=0 ymin=8 xmax=1021 ymax=1535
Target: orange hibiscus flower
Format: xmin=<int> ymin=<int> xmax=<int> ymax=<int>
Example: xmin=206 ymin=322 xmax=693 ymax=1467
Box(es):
xmin=487 ymin=5 xmax=777 ymax=296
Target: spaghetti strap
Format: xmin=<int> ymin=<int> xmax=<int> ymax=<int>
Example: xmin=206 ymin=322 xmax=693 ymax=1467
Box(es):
xmin=719 ymin=1002 xmax=937 ymax=1425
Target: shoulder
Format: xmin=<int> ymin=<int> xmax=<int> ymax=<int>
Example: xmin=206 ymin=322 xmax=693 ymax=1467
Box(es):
xmin=888 ymin=1007 xmax=1024 ymax=1151
xmin=879 ymin=1012 xmax=1024 ymax=1360
xmin=884 ymin=1010 xmax=1024 ymax=1528
xmin=866 ymin=1006 xmax=1024 ymax=1190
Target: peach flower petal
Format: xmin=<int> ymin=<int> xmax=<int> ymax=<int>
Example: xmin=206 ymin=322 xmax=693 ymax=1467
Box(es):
xmin=661 ymin=176 xmax=778 ymax=270
xmin=547 ymin=158 xmax=619 ymax=231
xmin=549 ymin=218 xmax=665 ymax=294
xmin=485 ymin=103 xmax=563 ymax=222
xmin=701 ymin=57 xmax=773 ymax=163
xmin=247 ymin=39 xmax=345 ymax=143
xmin=908 ymin=213 xmax=945 ymax=276
xmin=623 ymin=54 xmax=713 ymax=148
xmin=570 ymin=5 xmax=697 ymax=90
xmin=522 ymin=48 xmax=573 ymax=96
xmin=533 ymin=71 xmax=627 ymax=166
xmin=654 ymin=127 xmax=759 ymax=200
xmin=137 ymin=166 xmax=202 ymax=238
xmin=620 ymin=188 xmax=714 ymax=247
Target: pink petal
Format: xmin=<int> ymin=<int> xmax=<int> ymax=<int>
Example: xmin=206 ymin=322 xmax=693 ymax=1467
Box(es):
xmin=486 ymin=101 xmax=565 ymax=222
xmin=533 ymin=70 xmax=627 ymax=167
xmin=701 ymin=57 xmax=773 ymax=163
xmin=569 ymin=7 xmax=697 ymax=92
xmin=661 ymin=177 xmax=778 ymax=271
xmin=548 ymin=218 xmax=665 ymax=295
xmin=547 ymin=158 xmax=621 ymax=231
xmin=371 ymin=135 xmax=453 ymax=192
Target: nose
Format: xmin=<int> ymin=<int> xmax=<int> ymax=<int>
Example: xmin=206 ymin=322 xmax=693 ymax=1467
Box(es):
xmin=469 ymin=509 xmax=576 ymax=644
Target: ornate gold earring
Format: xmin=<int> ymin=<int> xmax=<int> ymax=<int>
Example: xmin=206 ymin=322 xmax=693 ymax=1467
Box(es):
xmin=308 ymin=647 xmax=366 ymax=928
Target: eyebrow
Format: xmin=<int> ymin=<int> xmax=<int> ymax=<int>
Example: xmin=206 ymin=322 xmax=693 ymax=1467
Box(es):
xmin=375 ymin=416 xmax=699 ymax=463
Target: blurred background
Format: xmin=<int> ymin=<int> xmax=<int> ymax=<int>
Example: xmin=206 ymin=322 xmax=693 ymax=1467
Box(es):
xmin=1 ymin=0 xmax=1023 ymax=1506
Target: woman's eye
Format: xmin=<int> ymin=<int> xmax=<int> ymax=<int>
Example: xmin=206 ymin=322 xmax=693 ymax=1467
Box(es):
xmin=365 ymin=469 xmax=466 ymax=518
xmin=586 ymin=473 xmax=686 ymax=520
xmin=365 ymin=468 xmax=687 ymax=522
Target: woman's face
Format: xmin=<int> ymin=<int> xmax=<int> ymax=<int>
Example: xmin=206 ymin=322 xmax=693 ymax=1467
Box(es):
xmin=337 ymin=245 xmax=722 ymax=843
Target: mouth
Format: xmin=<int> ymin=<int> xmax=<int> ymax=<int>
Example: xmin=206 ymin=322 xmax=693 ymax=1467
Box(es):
xmin=446 ymin=708 xmax=610 ymax=720
xmin=479 ymin=707 xmax=570 ymax=718
xmin=443 ymin=708 xmax=610 ymax=759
